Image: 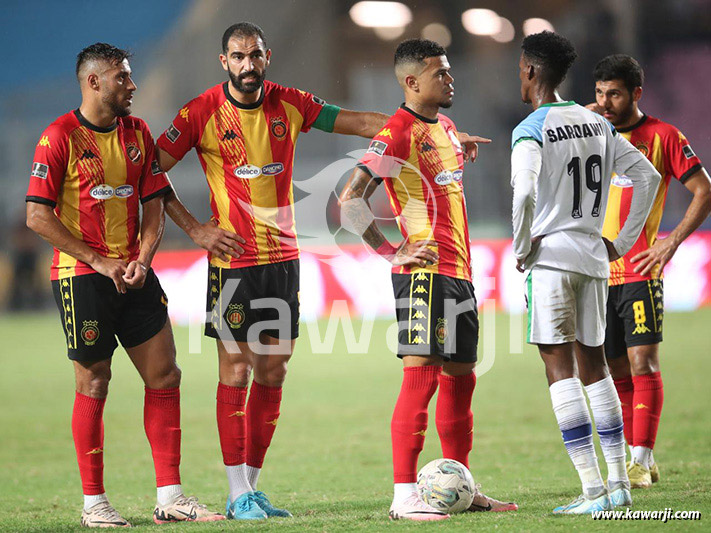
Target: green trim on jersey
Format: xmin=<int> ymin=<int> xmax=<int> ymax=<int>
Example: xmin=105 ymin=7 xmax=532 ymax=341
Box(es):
xmin=512 ymin=136 xmax=542 ymax=148
xmin=526 ymin=271 xmax=533 ymax=343
xmin=312 ymin=104 xmax=341 ymax=133
xmin=540 ymin=101 xmax=576 ymax=108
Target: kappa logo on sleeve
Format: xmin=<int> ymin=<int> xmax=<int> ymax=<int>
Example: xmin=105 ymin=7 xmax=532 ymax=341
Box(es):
xmin=682 ymin=144 xmax=696 ymax=160
xmin=366 ymin=140 xmax=388 ymax=157
xmin=151 ymin=160 xmax=162 ymax=175
xmin=165 ymin=124 xmax=181 ymax=143
xmin=31 ymin=162 xmax=49 ymax=179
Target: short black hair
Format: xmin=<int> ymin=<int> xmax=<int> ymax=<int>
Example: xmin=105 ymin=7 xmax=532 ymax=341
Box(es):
xmin=394 ymin=38 xmax=446 ymax=67
xmin=222 ymin=22 xmax=267 ymax=52
xmin=76 ymin=43 xmax=131 ymax=79
xmin=593 ymin=54 xmax=644 ymax=94
xmin=521 ymin=31 xmax=577 ymax=88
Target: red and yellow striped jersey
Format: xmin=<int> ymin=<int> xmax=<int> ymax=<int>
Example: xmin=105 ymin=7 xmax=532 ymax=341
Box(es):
xmin=157 ymin=81 xmax=325 ymax=268
xmin=358 ymin=105 xmax=470 ymax=281
xmin=602 ymin=114 xmax=703 ymax=285
xmin=26 ymin=110 xmax=172 ymax=280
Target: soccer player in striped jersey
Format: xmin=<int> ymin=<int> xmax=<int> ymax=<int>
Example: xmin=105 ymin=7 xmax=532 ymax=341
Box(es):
xmin=25 ymin=43 xmax=223 ymax=528
xmin=340 ymin=38 xmax=517 ymax=521
xmin=589 ymin=55 xmax=711 ymax=488
xmin=511 ymin=32 xmax=661 ymax=514
xmin=156 ymin=22 xmax=389 ymax=520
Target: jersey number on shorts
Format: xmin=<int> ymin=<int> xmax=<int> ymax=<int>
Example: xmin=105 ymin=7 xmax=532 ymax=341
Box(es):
xmin=568 ymin=154 xmax=602 ymax=219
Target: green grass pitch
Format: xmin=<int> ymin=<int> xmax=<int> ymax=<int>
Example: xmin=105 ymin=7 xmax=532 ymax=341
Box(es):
xmin=1 ymin=309 xmax=709 ymax=532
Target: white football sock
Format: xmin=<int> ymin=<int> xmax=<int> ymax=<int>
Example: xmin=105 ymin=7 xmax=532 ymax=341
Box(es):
xmin=585 ymin=376 xmax=628 ymax=485
xmin=632 ymin=446 xmax=652 ymax=469
xmin=550 ymin=378 xmax=604 ymax=498
xmin=84 ymin=493 xmax=108 ymax=511
xmin=246 ymin=465 xmax=261 ymax=491
xmin=156 ymin=484 xmax=183 ymax=506
xmin=649 ymin=449 xmax=655 ymax=466
xmin=226 ymin=464 xmax=253 ymax=502
xmin=392 ymin=483 xmax=418 ymax=505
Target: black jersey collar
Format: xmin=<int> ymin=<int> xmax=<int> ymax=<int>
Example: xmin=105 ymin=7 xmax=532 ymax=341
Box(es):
xmin=74 ymin=109 xmax=118 ymax=133
xmin=616 ymin=113 xmax=647 ymax=133
xmin=400 ymin=104 xmax=438 ymax=124
xmin=223 ymin=81 xmax=265 ymax=110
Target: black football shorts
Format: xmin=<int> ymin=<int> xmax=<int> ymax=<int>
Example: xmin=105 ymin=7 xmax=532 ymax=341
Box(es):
xmin=51 ymin=269 xmax=168 ymax=362
xmin=392 ymin=271 xmax=479 ymax=362
xmin=605 ymin=279 xmax=664 ymax=359
xmin=204 ymin=260 xmax=300 ymax=343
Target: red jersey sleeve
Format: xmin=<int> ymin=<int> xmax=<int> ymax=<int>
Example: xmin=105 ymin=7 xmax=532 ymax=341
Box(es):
xmin=26 ymin=124 xmax=70 ymax=207
xmin=664 ymin=126 xmax=703 ymax=184
xmin=157 ymin=99 xmax=202 ymax=162
xmin=357 ymin=121 xmax=410 ymax=181
xmin=138 ymin=121 xmax=173 ymax=203
xmin=288 ymin=87 xmax=326 ymax=132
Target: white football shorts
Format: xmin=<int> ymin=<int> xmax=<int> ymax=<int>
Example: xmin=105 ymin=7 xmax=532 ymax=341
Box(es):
xmin=525 ymin=266 xmax=607 ymax=346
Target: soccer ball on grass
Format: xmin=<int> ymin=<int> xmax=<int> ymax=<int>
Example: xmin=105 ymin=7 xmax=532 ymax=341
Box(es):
xmin=416 ymin=458 xmax=475 ymax=514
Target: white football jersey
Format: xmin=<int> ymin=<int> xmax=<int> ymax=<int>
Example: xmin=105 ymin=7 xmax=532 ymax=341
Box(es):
xmin=511 ymin=101 xmax=658 ymax=278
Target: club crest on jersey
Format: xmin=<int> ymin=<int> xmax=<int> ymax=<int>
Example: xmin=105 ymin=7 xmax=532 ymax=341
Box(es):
xmin=366 ymin=140 xmax=388 ymax=156
xmin=226 ymin=304 xmax=245 ymax=329
xmin=166 ymin=124 xmax=181 ymax=143
xmin=635 ymin=141 xmax=649 ymax=157
xmin=125 ymin=142 xmax=141 ymax=164
xmin=81 ymin=320 xmax=100 ymax=346
xmin=270 ymin=116 xmax=288 ymax=140
xmin=435 ymin=318 xmax=448 ymax=344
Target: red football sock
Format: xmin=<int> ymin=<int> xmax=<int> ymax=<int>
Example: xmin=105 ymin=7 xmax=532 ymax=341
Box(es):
xmin=246 ymin=381 xmax=282 ymax=469
xmin=614 ymin=376 xmax=635 ymax=446
xmin=144 ymin=387 xmax=181 ymax=487
xmin=391 ymin=365 xmax=441 ymax=483
xmin=632 ymin=372 xmax=664 ymax=449
xmin=72 ymin=392 xmax=106 ymax=495
xmin=436 ymin=372 xmax=476 ymax=468
xmin=216 ymin=383 xmax=248 ymax=466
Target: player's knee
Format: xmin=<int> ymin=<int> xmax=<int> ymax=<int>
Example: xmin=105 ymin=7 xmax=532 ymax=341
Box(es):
xmin=630 ymin=358 xmax=657 ymax=376
xmin=82 ymin=370 xmax=111 ymax=398
xmin=221 ymin=361 xmax=252 ymax=388
xmin=264 ymin=361 xmax=288 ymax=387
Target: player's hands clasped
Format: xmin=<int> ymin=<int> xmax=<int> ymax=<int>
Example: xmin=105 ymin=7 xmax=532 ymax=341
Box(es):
xmin=92 ymin=256 xmax=129 ymax=294
xmin=630 ymin=236 xmax=677 ymax=276
xmin=457 ymin=132 xmax=492 ymax=163
xmin=391 ymin=240 xmax=439 ymax=268
xmin=123 ymin=260 xmax=148 ymax=289
xmin=190 ymin=219 xmax=246 ymax=261
xmin=602 ymin=237 xmax=621 ymax=262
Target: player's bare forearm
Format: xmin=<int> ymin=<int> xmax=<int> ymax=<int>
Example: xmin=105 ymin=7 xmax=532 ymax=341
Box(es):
xmin=26 ymin=202 xmax=100 ymax=266
xmin=339 ymin=167 xmax=386 ymax=249
xmin=164 ymin=189 xmax=245 ymax=260
xmin=333 ymin=109 xmax=389 ymax=138
xmin=164 ymin=189 xmax=200 ymax=238
xmin=631 ymin=169 xmax=711 ymax=274
xmin=137 ymin=196 xmax=166 ymax=268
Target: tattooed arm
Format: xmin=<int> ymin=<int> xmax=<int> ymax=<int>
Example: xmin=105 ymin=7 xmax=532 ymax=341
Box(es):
xmin=338 ymin=166 xmax=439 ymax=267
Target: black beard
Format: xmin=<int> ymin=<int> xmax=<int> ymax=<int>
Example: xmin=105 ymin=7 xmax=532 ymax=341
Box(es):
xmin=228 ymin=68 xmax=265 ymax=94
xmin=104 ymin=94 xmax=131 ymax=117
xmin=611 ymin=104 xmax=635 ymax=126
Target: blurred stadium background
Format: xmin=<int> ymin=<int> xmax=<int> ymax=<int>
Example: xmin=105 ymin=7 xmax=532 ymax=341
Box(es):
xmin=1 ymin=0 xmax=710 ymax=319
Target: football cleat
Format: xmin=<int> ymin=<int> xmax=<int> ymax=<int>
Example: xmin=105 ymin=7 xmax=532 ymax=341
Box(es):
xmin=153 ymin=495 xmax=225 ymax=524
xmin=252 ymin=491 xmax=292 ymax=517
xmin=650 ymin=461 xmax=660 ymax=483
xmin=608 ymin=481 xmax=633 ymax=508
xmin=389 ymin=494 xmax=449 ymax=521
xmin=627 ymin=461 xmax=652 ymax=489
xmin=225 ymin=492 xmax=267 ymax=520
xmin=468 ymin=483 xmax=518 ymax=512
xmin=552 ymin=491 xmax=612 ymax=515
xmin=81 ymin=501 xmax=131 ymax=528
